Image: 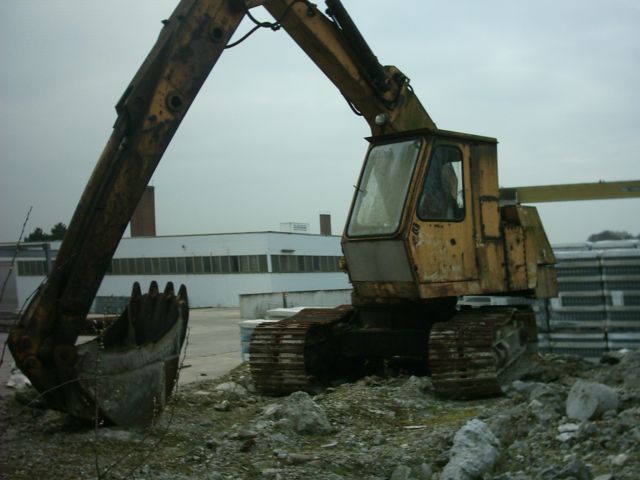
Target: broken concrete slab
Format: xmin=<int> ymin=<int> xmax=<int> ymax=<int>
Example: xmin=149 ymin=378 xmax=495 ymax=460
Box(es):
xmin=566 ymin=379 xmax=619 ymax=421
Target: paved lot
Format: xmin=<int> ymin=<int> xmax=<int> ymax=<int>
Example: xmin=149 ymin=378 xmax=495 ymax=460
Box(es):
xmin=177 ymin=308 xmax=244 ymax=384
xmin=0 ymin=308 xmax=243 ymax=399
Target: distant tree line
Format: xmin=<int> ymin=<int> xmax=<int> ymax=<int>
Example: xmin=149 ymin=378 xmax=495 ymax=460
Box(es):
xmin=25 ymin=223 xmax=67 ymax=242
xmin=587 ymin=230 xmax=639 ymax=242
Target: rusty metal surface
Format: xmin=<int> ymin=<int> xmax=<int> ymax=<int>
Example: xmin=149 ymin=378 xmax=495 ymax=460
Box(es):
xmin=428 ymin=307 xmax=533 ymax=399
xmin=504 ymin=225 xmax=528 ymax=291
xmin=74 ymin=282 xmax=189 ymax=426
xmin=408 ymin=141 xmax=478 ymax=285
xmin=500 ymin=180 xmax=640 ymax=204
xmin=344 ymin=131 xmax=557 ymax=304
xmin=264 ymin=0 xmax=435 ymax=135
xmin=345 ymin=131 xmax=543 ymax=304
xmin=9 ymin=0 xmax=247 ymax=413
xmin=501 ymin=204 xmax=557 ymax=297
xmin=251 ymin=303 xmax=538 ymax=401
xmin=11 ymin=282 xmax=188 ymax=427
xmin=249 ymin=307 xmax=353 ymax=395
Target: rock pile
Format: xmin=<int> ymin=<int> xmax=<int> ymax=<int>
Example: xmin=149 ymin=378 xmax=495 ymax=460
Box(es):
xmin=1 ymin=350 xmax=639 ymax=479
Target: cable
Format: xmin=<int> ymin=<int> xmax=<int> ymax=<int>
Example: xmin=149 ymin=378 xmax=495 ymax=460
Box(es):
xmin=225 ymin=24 xmax=263 ymax=49
xmin=225 ymin=0 xmax=314 ymax=49
xmin=342 ymin=93 xmax=363 ymax=117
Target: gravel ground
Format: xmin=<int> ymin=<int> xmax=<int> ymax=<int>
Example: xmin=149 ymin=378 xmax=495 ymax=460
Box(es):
xmin=1 ymin=351 xmax=639 ymax=480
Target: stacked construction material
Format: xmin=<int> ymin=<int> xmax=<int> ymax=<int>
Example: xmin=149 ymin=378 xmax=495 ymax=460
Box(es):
xmin=601 ymin=246 xmax=640 ymax=351
xmin=533 ymin=299 xmax=551 ymax=354
xmin=547 ymin=240 xmax=640 ymax=360
xmin=548 ymin=249 xmax=607 ymax=360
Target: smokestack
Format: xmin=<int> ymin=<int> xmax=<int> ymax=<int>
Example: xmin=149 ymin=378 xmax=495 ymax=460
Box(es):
xmin=319 ymin=213 xmax=332 ymax=236
xmin=131 ymin=186 xmax=156 ymax=237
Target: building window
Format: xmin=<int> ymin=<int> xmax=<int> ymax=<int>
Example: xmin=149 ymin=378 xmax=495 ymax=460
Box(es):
xmin=417 ymin=145 xmax=465 ymax=221
xmin=98 ymin=254 xmax=269 ymax=276
xmin=185 ymin=257 xmax=194 ymax=274
xmin=212 ymin=256 xmax=222 ymax=273
xmin=229 ymin=256 xmax=239 ymax=273
xmin=19 ymin=253 xmax=336 ymax=277
xmin=269 ymin=255 xmax=341 ymax=273
xmin=168 ymin=257 xmax=177 ymax=274
xmin=203 ymin=257 xmax=212 ymax=273
xmin=16 ymin=260 xmax=47 ymax=276
xmin=159 ymin=257 xmax=168 ymax=273
xmin=239 ymin=256 xmax=250 ymax=273
xmin=142 ymin=258 xmax=152 ymax=274
xmin=175 ymin=257 xmax=186 ymax=274
xmin=194 ymin=257 xmax=204 ymax=274
xmin=220 ymin=256 xmax=230 ymax=273
xmin=259 ymin=255 xmax=268 ymax=273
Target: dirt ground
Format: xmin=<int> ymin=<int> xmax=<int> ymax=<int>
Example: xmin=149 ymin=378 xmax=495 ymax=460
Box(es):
xmin=1 ymin=350 xmax=639 ymax=480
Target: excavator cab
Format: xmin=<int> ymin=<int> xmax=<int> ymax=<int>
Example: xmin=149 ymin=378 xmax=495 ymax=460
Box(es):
xmin=342 ymin=130 xmax=555 ymax=304
xmin=343 ymin=129 xmax=557 ymax=306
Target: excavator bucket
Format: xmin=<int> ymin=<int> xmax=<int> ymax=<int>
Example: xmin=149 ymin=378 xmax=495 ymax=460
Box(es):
xmin=62 ymin=282 xmax=189 ymax=427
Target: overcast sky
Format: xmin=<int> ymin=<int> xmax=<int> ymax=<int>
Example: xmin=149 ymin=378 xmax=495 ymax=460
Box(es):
xmin=1 ymin=0 xmax=638 ymax=244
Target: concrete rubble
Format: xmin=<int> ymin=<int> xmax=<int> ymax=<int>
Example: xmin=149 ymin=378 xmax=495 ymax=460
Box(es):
xmin=440 ymin=419 xmax=501 ymax=480
xmin=566 ymin=379 xmax=619 ymax=421
xmin=5 ymin=363 xmax=31 ymax=390
xmin=260 ymin=391 xmax=333 ymax=435
xmin=1 ymin=350 xmax=639 ymax=479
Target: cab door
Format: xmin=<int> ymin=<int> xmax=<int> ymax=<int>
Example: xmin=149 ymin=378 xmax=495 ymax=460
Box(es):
xmin=408 ymin=140 xmax=478 ymax=286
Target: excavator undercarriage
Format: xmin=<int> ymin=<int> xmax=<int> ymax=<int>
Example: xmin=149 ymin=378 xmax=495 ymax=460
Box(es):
xmin=250 ymin=303 xmax=538 ymax=399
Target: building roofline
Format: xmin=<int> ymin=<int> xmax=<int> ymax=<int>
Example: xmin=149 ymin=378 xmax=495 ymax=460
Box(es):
xmin=120 ymin=230 xmax=342 ymax=240
xmin=0 ymin=230 xmax=342 ymax=249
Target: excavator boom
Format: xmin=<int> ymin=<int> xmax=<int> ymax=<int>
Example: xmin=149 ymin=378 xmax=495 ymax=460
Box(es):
xmin=263 ymin=0 xmax=436 ymax=133
xmin=8 ymin=0 xmax=256 ymax=426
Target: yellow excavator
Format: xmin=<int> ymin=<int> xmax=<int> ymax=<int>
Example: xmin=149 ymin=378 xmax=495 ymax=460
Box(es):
xmin=9 ymin=0 xmax=559 ymax=426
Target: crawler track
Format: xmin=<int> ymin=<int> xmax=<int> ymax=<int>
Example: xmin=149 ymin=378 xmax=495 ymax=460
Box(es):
xmin=249 ymin=307 xmax=353 ymax=395
xmin=251 ymin=305 xmax=537 ymax=399
xmin=428 ymin=307 xmax=535 ymax=398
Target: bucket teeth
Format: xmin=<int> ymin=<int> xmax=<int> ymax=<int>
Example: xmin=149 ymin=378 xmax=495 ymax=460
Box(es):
xmin=33 ymin=281 xmax=194 ymax=427
xmin=149 ymin=280 xmax=159 ymax=297
xmin=131 ymin=281 xmax=142 ymax=299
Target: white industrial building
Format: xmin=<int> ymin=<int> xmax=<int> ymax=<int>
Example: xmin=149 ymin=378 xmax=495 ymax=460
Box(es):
xmin=1 ymin=231 xmax=351 ymax=312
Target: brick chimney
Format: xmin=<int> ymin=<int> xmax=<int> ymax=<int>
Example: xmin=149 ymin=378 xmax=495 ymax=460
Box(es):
xmin=319 ymin=213 xmax=332 ymax=236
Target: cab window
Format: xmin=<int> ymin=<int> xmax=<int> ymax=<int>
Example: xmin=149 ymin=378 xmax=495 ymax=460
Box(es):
xmin=347 ymin=139 xmax=422 ymax=237
xmin=417 ymin=145 xmax=464 ymax=221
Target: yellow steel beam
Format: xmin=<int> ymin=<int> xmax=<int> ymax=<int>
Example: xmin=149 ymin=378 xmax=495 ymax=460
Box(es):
xmin=500 ymin=180 xmax=640 ymax=204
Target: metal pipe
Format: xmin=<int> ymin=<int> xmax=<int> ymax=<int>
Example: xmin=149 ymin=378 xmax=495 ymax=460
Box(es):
xmin=325 ymin=0 xmax=389 ymax=92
